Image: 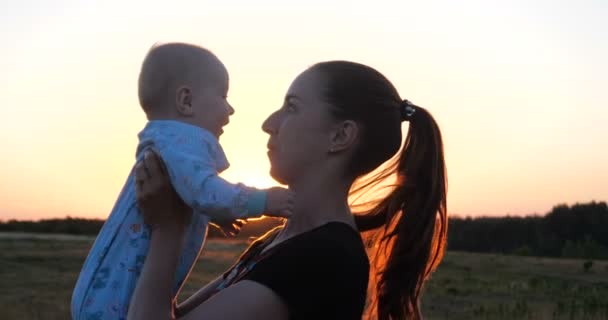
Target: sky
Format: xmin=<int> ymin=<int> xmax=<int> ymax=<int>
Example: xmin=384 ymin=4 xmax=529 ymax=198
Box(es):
xmin=0 ymin=0 xmax=606 ymax=220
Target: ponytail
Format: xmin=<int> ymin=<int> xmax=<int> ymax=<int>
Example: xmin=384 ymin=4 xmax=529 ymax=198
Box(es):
xmin=355 ymin=105 xmax=447 ymax=320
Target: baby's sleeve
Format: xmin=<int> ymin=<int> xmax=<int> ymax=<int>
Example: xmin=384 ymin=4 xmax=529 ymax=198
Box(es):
xmin=159 ymin=145 xmax=267 ymax=222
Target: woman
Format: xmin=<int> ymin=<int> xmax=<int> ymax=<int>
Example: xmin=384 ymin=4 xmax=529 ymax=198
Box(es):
xmin=128 ymin=61 xmax=447 ymax=320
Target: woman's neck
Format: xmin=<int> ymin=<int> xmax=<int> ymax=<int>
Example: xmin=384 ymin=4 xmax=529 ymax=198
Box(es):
xmin=280 ymin=174 xmax=356 ymax=239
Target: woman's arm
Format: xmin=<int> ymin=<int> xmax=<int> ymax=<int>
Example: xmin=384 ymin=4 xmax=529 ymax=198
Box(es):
xmin=133 ymin=264 xmax=289 ymax=320
xmin=127 ymin=151 xmax=191 ymax=320
xmin=174 ymin=276 xmax=224 ymax=317
xmin=129 ymin=228 xmax=289 ymax=320
xmin=179 ymin=280 xmax=288 ymax=320
xmin=128 ymin=222 xmax=185 ymax=320
xmin=128 ymin=152 xmax=289 ymax=320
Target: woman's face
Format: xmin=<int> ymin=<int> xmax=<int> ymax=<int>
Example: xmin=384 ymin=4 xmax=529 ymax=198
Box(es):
xmin=262 ymin=68 xmax=335 ymax=185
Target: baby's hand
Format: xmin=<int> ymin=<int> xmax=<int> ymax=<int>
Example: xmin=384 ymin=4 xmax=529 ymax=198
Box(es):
xmin=265 ymin=187 xmax=295 ymax=218
xmin=211 ymin=219 xmax=247 ymax=238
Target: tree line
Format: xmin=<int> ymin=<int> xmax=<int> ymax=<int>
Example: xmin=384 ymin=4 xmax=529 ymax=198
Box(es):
xmin=0 ymin=216 xmax=283 ymax=239
xmin=448 ymin=201 xmax=607 ymax=259
xmin=1 ymin=201 xmax=606 ymax=259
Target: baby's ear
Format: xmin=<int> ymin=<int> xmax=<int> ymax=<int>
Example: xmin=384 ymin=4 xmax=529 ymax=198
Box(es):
xmin=175 ymin=86 xmax=193 ymax=116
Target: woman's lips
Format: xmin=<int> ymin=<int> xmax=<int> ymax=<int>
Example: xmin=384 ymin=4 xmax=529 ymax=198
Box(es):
xmin=267 ymin=146 xmax=276 ymax=158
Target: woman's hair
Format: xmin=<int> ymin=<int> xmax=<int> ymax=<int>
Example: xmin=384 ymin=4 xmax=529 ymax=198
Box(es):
xmin=313 ymin=61 xmax=448 ymax=320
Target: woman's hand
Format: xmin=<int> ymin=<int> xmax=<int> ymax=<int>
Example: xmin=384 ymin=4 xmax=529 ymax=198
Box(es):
xmin=135 ymin=150 xmax=191 ymax=230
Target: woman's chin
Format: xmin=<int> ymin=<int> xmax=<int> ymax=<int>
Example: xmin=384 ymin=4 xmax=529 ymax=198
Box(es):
xmin=269 ymin=169 xmax=290 ymax=186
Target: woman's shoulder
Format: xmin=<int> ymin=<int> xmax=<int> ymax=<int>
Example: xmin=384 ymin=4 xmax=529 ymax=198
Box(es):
xmin=275 ymin=222 xmax=370 ymax=270
xmin=239 ymin=221 xmax=370 ymax=289
xmin=304 ymin=222 xmax=366 ymax=251
xmin=242 ymin=222 xmax=369 ymax=318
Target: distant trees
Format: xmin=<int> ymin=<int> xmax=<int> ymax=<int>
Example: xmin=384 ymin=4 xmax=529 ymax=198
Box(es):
xmin=448 ymin=201 xmax=608 ymax=260
xmin=0 ymin=217 xmax=103 ymax=235
xmin=1 ymin=201 xmax=606 ymax=260
xmin=0 ymin=216 xmax=283 ymax=239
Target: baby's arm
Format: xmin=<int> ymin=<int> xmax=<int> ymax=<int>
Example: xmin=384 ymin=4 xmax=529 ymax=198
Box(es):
xmin=158 ymin=145 xmax=292 ymax=223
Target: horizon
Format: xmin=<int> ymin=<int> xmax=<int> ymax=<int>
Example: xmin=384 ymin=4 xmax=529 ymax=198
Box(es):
xmin=1 ymin=197 xmax=605 ymax=223
xmin=2 ymin=199 xmax=607 ymax=222
xmin=1 ymin=0 xmax=607 ymax=220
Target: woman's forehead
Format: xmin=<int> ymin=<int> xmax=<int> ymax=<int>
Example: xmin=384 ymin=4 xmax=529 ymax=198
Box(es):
xmin=285 ymin=69 xmax=325 ymax=101
xmin=285 ymin=69 xmax=336 ymax=125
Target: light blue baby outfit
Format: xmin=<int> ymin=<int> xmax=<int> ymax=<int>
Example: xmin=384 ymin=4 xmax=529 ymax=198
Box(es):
xmin=71 ymin=120 xmax=266 ymax=320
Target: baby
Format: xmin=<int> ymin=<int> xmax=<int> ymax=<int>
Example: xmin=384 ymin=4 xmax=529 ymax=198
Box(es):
xmin=71 ymin=43 xmax=293 ymax=320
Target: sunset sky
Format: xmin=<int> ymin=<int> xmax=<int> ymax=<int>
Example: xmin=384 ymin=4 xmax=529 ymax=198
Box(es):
xmin=1 ymin=0 xmax=606 ymax=220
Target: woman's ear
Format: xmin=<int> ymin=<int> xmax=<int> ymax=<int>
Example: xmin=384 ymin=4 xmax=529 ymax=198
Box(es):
xmin=175 ymin=86 xmax=193 ymax=116
xmin=328 ymin=120 xmax=359 ymax=153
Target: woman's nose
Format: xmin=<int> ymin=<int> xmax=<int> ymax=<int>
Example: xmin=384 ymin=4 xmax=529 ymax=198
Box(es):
xmin=262 ymin=111 xmax=279 ymax=134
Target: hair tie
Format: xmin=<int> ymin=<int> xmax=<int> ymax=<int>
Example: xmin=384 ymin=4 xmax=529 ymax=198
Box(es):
xmin=400 ymin=99 xmax=417 ymax=122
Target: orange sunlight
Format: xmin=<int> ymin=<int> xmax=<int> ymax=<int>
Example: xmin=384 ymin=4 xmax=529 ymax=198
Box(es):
xmin=1 ymin=0 xmax=606 ymax=220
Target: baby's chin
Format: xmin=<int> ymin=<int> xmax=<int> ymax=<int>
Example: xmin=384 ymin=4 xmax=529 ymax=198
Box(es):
xmin=217 ymin=127 xmax=225 ymax=138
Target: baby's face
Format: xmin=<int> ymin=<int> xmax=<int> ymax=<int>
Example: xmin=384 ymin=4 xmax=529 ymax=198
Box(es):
xmin=190 ymin=65 xmax=234 ymax=138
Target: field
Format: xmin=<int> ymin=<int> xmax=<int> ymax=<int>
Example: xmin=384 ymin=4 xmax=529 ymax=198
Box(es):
xmin=1 ymin=234 xmax=607 ymax=319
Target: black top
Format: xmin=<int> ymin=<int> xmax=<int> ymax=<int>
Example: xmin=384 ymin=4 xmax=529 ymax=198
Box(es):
xmin=239 ymin=222 xmax=370 ymax=320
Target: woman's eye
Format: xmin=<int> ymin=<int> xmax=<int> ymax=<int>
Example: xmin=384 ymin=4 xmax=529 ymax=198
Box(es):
xmin=285 ymin=103 xmax=296 ymax=112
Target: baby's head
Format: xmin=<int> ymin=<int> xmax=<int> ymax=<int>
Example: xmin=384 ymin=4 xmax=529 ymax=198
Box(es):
xmin=138 ymin=42 xmax=234 ymax=137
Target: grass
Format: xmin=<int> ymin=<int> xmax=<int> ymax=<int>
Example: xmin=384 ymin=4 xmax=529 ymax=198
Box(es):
xmin=0 ymin=236 xmax=607 ymax=319
xmin=422 ymin=252 xmax=608 ymax=319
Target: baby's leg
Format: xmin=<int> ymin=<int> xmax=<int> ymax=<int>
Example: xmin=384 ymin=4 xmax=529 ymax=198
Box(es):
xmin=76 ymin=211 xmax=151 ymax=319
